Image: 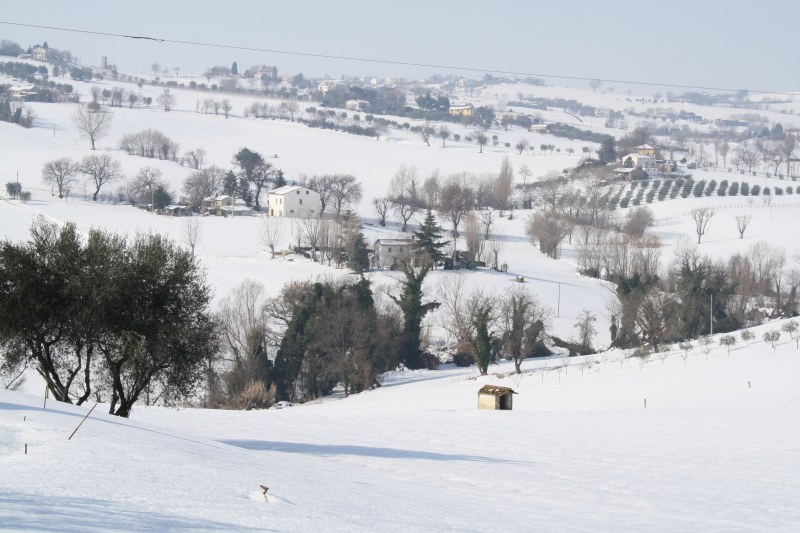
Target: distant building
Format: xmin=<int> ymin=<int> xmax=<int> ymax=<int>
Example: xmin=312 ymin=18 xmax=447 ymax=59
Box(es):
xmin=449 ymin=102 xmax=474 ymax=117
xmin=634 ymin=144 xmax=659 ymax=158
xmin=372 ymin=238 xmax=419 ymax=269
xmin=32 ymin=45 xmax=48 ymax=62
xmin=254 ymin=66 xmax=278 ymax=81
xmin=8 ymin=85 xmax=37 ymax=101
xmin=200 ymin=194 xmax=252 ymax=216
xmin=621 ymin=153 xmax=658 ymax=171
xmin=268 ymin=185 xmax=320 ymax=218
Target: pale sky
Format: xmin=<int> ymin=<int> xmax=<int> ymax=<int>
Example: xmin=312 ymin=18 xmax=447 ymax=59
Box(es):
xmin=0 ymin=0 xmax=797 ymax=93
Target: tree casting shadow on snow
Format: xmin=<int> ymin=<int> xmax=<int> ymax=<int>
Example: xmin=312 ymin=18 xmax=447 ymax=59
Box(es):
xmin=221 ymin=440 xmax=532 ymax=465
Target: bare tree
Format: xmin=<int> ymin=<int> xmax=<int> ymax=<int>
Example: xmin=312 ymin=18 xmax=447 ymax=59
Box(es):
xmin=588 ymin=79 xmax=602 ymax=92
xmin=217 ymin=280 xmax=273 ymax=409
xmin=494 ymin=156 xmax=514 ymax=210
xmin=307 ymin=174 xmax=336 ymax=216
xmin=486 ymin=236 xmax=504 ymax=270
xmin=478 ymin=209 xmax=496 ymax=239
xmin=464 ymin=212 xmax=485 ymax=262
xmin=329 ymin=174 xmax=363 ymax=218
xmin=182 ymin=165 xmax=225 ymax=210
xmin=499 ymin=285 xmax=549 ymax=373
xmin=296 ymin=216 xmax=322 ymax=261
xmin=422 ymin=171 xmax=441 ymax=208
xmin=390 ymin=166 xmax=422 ymax=232
xmin=735 ymin=214 xmax=752 ymax=239
xmin=72 ymin=104 xmax=113 ymax=150
xmin=526 ymin=211 xmax=569 ymax=259
xmin=221 ymin=99 xmax=232 ymax=118
xmin=372 ymin=196 xmax=390 ymax=226
xmin=258 ymin=216 xmax=283 ymax=258
xmin=80 ymin=154 xmax=122 ymax=201
xmin=129 ymin=166 xmax=165 ymax=206
xmin=41 ymin=157 xmax=79 ymax=198
xmin=419 ymin=122 xmax=434 ymax=146
xmin=438 ymin=175 xmax=474 ymax=237
xmin=182 ymin=217 xmax=202 ymax=256
xmin=157 ymin=88 xmax=176 ymax=112
xmin=184 ymin=148 xmax=207 ymax=170
xmin=515 ymin=139 xmax=529 ymax=155
xmin=691 ymin=207 xmax=715 ymax=244
xmin=781 ymin=134 xmax=797 ymax=177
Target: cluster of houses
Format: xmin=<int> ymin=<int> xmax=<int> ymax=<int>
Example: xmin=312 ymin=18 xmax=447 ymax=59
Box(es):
xmin=198 ymin=184 xmax=322 ymax=218
xmin=614 ymin=143 xmax=673 ymax=180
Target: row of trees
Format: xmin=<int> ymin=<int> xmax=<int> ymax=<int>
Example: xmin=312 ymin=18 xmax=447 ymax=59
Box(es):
xmin=373 ymin=158 xmax=516 ymax=235
xmin=42 ymin=154 xmax=123 ymax=201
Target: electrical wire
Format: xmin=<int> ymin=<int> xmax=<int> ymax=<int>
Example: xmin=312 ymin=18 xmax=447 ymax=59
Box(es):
xmin=1 ymin=19 xmax=798 ymax=97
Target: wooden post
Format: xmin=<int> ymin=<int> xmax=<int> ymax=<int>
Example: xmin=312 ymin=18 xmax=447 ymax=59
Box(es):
xmin=644 ymin=398 xmax=647 ymax=408
xmin=748 ymin=381 xmax=751 ymax=389
xmin=24 ymin=443 xmax=27 ymax=455
xmin=68 ymin=403 xmax=98 ymax=440
xmin=43 ymin=387 xmax=48 ymax=410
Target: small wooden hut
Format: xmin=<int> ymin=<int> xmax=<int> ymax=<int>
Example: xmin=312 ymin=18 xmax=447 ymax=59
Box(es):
xmin=477 ymin=385 xmax=516 ymax=410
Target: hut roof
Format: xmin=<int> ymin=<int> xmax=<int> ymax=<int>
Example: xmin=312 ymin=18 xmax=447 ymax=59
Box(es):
xmin=478 ymin=385 xmax=517 ymax=396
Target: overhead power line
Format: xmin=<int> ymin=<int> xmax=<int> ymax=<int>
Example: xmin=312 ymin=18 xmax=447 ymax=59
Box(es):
xmin=1 ymin=19 xmax=797 ymax=97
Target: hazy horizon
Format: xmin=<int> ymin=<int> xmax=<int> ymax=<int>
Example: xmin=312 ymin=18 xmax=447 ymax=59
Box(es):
xmin=1 ymin=0 xmax=798 ymax=94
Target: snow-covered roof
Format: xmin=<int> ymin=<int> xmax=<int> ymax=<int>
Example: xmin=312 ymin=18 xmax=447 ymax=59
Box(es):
xmin=375 ymin=238 xmax=415 ymax=246
xmin=635 ymin=143 xmax=656 ymax=150
xmin=624 ymin=153 xmax=655 ymax=160
xmin=270 ymin=185 xmax=317 ymax=196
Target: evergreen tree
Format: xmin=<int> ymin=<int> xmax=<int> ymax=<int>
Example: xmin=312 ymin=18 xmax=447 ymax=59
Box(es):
xmin=341 ymin=211 xmax=369 ymax=273
xmin=471 ymin=305 xmax=493 ymax=375
xmin=347 ymin=232 xmax=369 ymax=273
xmin=273 ymin=169 xmax=287 ymax=188
xmin=389 ymin=263 xmax=439 ymax=369
xmin=413 ymin=209 xmax=448 ymax=268
xmin=152 ymin=185 xmax=172 ymax=210
xmin=238 ymin=178 xmax=253 ymax=206
xmin=231 ymin=61 xmax=238 ymax=76
xmin=222 ymin=170 xmax=237 ymax=196
xmin=273 ymin=302 xmax=312 ymax=401
xmin=598 ymin=136 xmax=617 ymax=163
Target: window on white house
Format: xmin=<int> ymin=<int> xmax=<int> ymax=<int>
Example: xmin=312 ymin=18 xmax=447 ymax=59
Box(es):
xmin=299 ymin=199 xmax=303 ymax=205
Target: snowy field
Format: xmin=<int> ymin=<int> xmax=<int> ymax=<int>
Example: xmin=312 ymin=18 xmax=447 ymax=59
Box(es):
xmin=2 ymin=322 xmax=799 ymax=531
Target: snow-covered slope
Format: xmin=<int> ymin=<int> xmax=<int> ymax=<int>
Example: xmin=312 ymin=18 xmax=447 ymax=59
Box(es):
xmin=2 ymin=324 xmax=799 ymax=531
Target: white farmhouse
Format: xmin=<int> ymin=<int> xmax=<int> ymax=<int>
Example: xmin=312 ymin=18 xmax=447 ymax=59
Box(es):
xmin=268 ymin=185 xmax=321 ymax=218
xmin=373 ymin=238 xmax=418 ymax=269
xmin=621 ymin=153 xmax=658 ymax=171
xmin=32 ymin=45 xmax=48 ymax=62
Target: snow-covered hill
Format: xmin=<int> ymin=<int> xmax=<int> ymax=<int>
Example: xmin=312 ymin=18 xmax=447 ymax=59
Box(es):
xmin=2 ymin=324 xmax=799 ymax=531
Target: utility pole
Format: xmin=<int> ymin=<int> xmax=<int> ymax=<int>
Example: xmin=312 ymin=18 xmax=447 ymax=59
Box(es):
xmin=710 ymin=294 xmax=713 ymax=336
xmin=557 ymin=282 xmax=562 ymax=318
